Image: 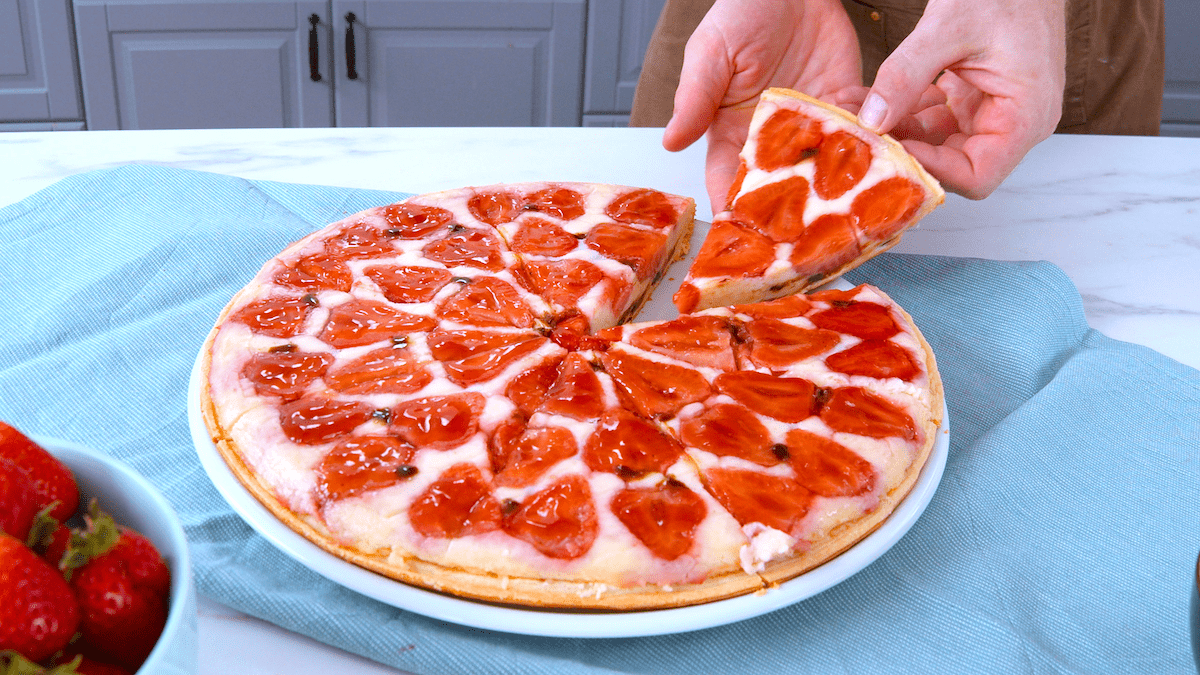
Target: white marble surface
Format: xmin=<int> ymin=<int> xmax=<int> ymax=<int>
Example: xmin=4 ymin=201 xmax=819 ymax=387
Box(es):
xmin=2 ymin=127 xmax=1198 ymax=675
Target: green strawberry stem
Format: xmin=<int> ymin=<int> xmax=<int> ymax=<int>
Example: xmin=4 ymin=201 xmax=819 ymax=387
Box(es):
xmin=0 ymin=651 xmax=84 ymax=675
xmin=58 ymin=500 xmax=120 ymax=580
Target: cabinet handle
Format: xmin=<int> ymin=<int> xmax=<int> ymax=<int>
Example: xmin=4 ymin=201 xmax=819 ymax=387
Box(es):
xmin=308 ymin=14 xmax=322 ymax=82
xmin=345 ymin=12 xmax=359 ymax=80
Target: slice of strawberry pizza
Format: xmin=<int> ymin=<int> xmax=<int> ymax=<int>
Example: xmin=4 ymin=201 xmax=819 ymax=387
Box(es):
xmin=674 ymin=87 xmax=945 ymax=313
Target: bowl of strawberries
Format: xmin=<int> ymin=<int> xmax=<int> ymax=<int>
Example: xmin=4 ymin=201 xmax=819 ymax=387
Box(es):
xmin=0 ymin=421 xmax=196 ymax=674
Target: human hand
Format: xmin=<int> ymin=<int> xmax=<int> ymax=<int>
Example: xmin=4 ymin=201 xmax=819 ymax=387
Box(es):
xmin=661 ymin=0 xmax=862 ymax=214
xmin=844 ymin=0 xmax=1067 ymax=199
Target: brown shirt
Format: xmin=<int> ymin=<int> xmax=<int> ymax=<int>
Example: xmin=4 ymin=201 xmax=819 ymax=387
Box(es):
xmin=630 ymin=0 xmax=1164 ymax=135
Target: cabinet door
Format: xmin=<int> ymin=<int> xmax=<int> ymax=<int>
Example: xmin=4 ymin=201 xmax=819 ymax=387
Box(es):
xmin=0 ymin=0 xmax=83 ymax=123
xmin=1163 ymin=0 xmax=1200 ymax=137
xmin=74 ymin=0 xmax=334 ymax=129
xmin=583 ymin=0 xmax=665 ymax=117
xmin=332 ymin=0 xmax=584 ymax=127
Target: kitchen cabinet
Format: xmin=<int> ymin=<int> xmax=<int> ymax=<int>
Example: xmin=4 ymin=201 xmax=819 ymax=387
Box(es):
xmin=73 ymin=0 xmax=584 ymax=130
xmin=1163 ymin=0 xmax=1200 ymax=137
xmin=0 ymin=0 xmax=84 ymax=130
xmin=73 ymin=0 xmax=332 ymax=129
xmin=331 ymin=0 xmax=584 ymax=127
xmin=581 ymin=0 xmax=665 ymax=127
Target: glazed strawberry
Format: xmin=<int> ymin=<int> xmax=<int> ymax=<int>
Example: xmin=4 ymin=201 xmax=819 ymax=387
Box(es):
xmin=0 ymin=421 xmax=79 ymax=522
xmin=66 ymin=510 xmax=170 ymax=670
xmin=0 ymin=458 xmax=37 ymax=541
xmin=0 ymin=532 xmax=81 ymax=662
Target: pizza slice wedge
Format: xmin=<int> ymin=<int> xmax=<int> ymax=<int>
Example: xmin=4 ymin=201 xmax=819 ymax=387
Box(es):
xmin=674 ymin=87 xmax=945 ymax=313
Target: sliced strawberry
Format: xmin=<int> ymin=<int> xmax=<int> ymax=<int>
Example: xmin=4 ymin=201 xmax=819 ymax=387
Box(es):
xmin=628 ymin=315 xmax=735 ymax=371
xmin=317 ymin=298 xmax=437 ymax=348
xmin=703 ymin=467 xmax=812 ymax=534
xmin=731 ymin=175 xmax=809 ymax=242
xmin=673 ymin=281 xmax=701 ymax=314
xmin=229 ymin=295 xmax=316 ymax=338
xmin=323 ymin=221 xmax=397 ymax=259
xmin=732 ymin=293 xmax=813 ymax=319
xmin=436 ymin=277 xmax=535 ymax=328
xmin=598 ymin=349 xmax=711 ymax=418
xmin=504 ymin=357 xmax=564 ymax=417
xmin=787 ymin=213 xmax=862 ymax=279
xmin=502 ymin=475 xmax=597 ymax=559
xmin=754 ymin=108 xmax=823 ymax=171
xmin=315 ymin=435 xmax=417 ymax=504
xmin=679 ymin=403 xmax=779 ymax=466
xmin=279 ymin=397 xmax=373 ymax=445
xmin=513 ymin=259 xmax=604 ymax=308
xmin=467 ymin=189 xmax=523 ymax=225
xmin=740 ymin=318 xmax=841 ymax=368
xmin=807 ymin=299 xmax=900 ymax=340
xmin=584 ymin=222 xmax=668 ymax=280
xmin=850 ymin=176 xmax=925 ymax=240
xmin=687 ymin=217 xmax=775 ymax=279
xmin=422 ymin=228 xmax=505 ymax=271
xmin=489 ymin=422 xmax=577 ymax=488
xmin=325 ymin=345 xmax=431 ymax=394
xmin=825 ymin=339 xmax=919 ymax=381
xmin=427 ymin=329 xmax=546 ymax=386
xmin=0 ymin=532 xmax=81 ymax=662
xmin=273 ymin=252 xmax=352 ymax=292
xmin=819 ymin=387 xmax=916 ymax=440
xmin=583 ymin=410 xmax=683 ymax=477
xmin=611 ymin=480 xmax=707 ymax=560
xmin=813 ymin=130 xmax=872 ymax=200
xmin=362 ymin=265 xmax=453 ymax=303
xmin=409 ymin=463 xmax=501 ymax=538
xmin=725 ymin=159 xmax=748 ymax=210
xmin=525 ymin=186 xmax=586 ymax=221
xmin=0 ymin=421 xmax=79 ymax=523
xmin=604 ymin=188 xmax=679 ymax=229
xmin=537 ymin=352 xmax=605 ymax=420
xmin=784 ymin=429 xmax=876 ymax=497
xmin=805 ymin=287 xmax=860 ymax=304
xmin=548 ymin=311 xmax=610 ymax=352
xmin=381 ymin=202 xmax=454 ymax=239
xmin=390 ymin=393 xmax=486 ymax=450
xmin=241 ymin=348 xmax=333 ymax=400
xmin=510 ymin=217 xmax=579 ymax=257
xmin=0 ymin=458 xmax=37 ymax=541
xmin=713 ymin=371 xmax=819 ymax=423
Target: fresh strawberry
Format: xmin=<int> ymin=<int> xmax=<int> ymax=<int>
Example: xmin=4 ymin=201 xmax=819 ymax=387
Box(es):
xmin=48 ymin=651 xmax=137 ymax=675
xmin=64 ymin=507 xmax=170 ymax=671
xmin=0 ymin=533 xmax=81 ymax=663
xmin=0 ymin=459 xmax=37 ymax=541
xmin=0 ymin=422 xmax=79 ymax=522
xmin=70 ymin=655 xmax=135 ymax=675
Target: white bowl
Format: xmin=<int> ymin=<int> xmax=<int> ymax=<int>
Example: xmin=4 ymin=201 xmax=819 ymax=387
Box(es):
xmin=34 ymin=435 xmax=198 ymax=675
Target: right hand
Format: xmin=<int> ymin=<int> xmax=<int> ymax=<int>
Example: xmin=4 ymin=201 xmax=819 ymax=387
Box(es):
xmin=661 ymin=0 xmax=863 ymax=214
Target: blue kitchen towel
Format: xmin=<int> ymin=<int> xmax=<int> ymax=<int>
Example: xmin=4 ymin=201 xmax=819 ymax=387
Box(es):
xmin=1 ymin=164 xmax=1198 ymax=674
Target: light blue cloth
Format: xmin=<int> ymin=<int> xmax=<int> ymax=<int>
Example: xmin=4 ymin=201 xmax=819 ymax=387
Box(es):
xmin=2 ymin=164 xmax=1197 ymax=674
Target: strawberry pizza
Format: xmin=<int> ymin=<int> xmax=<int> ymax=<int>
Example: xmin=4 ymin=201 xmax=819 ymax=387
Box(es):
xmin=199 ymin=90 xmax=945 ymax=610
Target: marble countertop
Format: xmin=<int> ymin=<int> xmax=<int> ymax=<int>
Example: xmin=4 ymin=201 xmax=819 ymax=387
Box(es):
xmin=2 ymin=127 xmax=1197 ymax=675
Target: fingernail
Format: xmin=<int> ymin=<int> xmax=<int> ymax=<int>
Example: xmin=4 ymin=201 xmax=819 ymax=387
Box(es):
xmin=858 ymin=93 xmax=887 ymax=131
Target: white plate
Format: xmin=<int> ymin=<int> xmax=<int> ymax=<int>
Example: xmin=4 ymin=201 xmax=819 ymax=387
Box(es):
xmin=187 ymin=348 xmax=948 ymax=638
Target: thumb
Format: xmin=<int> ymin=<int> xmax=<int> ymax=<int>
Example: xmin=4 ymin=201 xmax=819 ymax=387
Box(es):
xmin=663 ymin=26 xmax=736 ymax=152
xmin=857 ymin=19 xmax=962 ymax=134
